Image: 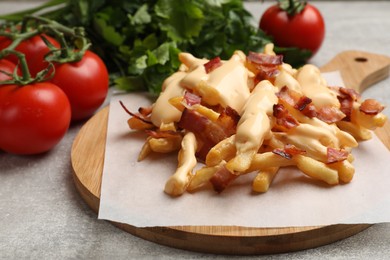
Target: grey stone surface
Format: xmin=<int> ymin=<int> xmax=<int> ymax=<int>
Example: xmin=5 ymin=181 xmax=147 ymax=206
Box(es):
xmin=1 ymin=1 xmax=390 ymax=259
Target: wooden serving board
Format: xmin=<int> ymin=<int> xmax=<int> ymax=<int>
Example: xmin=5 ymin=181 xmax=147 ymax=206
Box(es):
xmin=71 ymin=51 xmax=390 ymax=255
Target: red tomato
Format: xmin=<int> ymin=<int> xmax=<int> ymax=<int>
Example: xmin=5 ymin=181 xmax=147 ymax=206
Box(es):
xmin=0 ymin=82 xmax=71 ymax=155
xmin=51 ymin=50 xmax=109 ymax=121
xmin=0 ymin=34 xmax=60 ymax=77
xmin=259 ymin=2 xmax=325 ymax=56
xmin=0 ymin=59 xmax=20 ymax=81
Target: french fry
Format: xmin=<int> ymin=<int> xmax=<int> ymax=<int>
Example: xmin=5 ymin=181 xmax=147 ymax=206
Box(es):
xmin=127 ymin=117 xmax=154 ymax=130
xmin=252 ymin=167 xmax=279 ymax=193
xmin=187 ymin=162 xmax=226 ymax=192
xmin=328 ymin=159 xmax=355 ymax=183
xmin=164 ymin=132 xmax=198 ymax=196
xmin=337 ymin=121 xmax=372 ymax=141
xmin=148 ymin=136 xmax=182 ymax=154
xmin=351 ymin=102 xmax=387 ymax=130
xmin=138 ymin=137 xmax=153 ymax=161
xmin=294 ymin=155 xmax=339 ymax=185
xmin=168 ymin=96 xmax=185 ymax=112
xmin=248 ymin=152 xmax=295 ymax=171
xmin=205 ymin=135 xmax=236 ymax=166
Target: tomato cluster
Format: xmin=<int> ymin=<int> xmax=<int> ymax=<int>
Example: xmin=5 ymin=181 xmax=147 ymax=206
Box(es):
xmin=0 ymin=32 xmax=109 ymax=155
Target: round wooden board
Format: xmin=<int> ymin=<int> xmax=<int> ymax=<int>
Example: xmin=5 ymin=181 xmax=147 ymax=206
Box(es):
xmin=71 ymin=50 xmax=390 ymax=255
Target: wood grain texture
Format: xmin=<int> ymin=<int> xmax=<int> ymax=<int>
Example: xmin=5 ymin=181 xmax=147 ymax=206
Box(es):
xmin=71 ymin=51 xmax=390 ymax=255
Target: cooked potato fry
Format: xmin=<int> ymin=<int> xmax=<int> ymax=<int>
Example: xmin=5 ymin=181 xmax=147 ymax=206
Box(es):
xmin=148 ymin=136 xmax=182 ymax=154
xmin=252 ymin=167 xmax=279 ymax=193
xmin=205 ymin=135 xmax=236 ymax=166
xmin=127 ymin=117 xmax=154 ymax=130
xmin=138 ymin=137 xmax=153 ymax=161
xmin=247 ymin=152 xmax=295 ymax=172
xmin=294 ymin=155 xmax=339 ymax=185
xmin=337 ymin=121 xmax=372 ymax=140
xmin=351 ymin=103 xmax=387 ymax=130
xmin=187 ymin=162 xmax=226 ymax=192
xmin=164 ymin=132 xmax=198 ymax=196
xmin=328 ymin=159 xmax=355 ymax=183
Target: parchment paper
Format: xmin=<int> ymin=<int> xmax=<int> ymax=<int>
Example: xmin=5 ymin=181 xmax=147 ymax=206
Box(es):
xmin=98 ymin=72 xmax=390 ymax=227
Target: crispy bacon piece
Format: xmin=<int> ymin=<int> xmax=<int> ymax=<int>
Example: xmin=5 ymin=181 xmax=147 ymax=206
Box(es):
xmin=273 ymin=104 xmax=299 ymax=130
xmin=210 ymin=165 xmax=238 ymax=193
xmin=338 ymin=96 xmax=353 ymax=121
xmin=276 ymin=86 xmax=297 ymax=106
xmin=178 ymin=108 xmax=239 ymax=160
xmin=119 ymin=100 xmax=153 ymax=125
xmin=316 ymin=106 xmax=346 ymax=124
xmin=360 ymin=99 xmax=385 ymax=115
xmin=247 ymin=52 xmax=283 ymax=66
xmin=138 ymin=106 xmax=153 ymax=117
xmin=331 ymin=87 xmax=361 ymax=122
xmin=183 ymin=91 xmax=201 ymax=107
xmin=295 ymin=96 xmax=312 ymax=111
xmin=217 ymin=106 xmax=240 ymax=137
xmin=294 ymin=96 xmax=317 ymax=118
xmin=327 ymin=147 xmax=349 ymax=164
xmin=273 ymin=144 xmax=306 ymax=160
xmin=338 ymin=87 xmax=361 ymax=101
xmin=204 ymin=57 xmax=222 ymax=73
xmin=247 ymin=52 xmax=282 ymax=83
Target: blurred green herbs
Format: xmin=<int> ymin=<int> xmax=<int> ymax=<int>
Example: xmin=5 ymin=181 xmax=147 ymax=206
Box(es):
xmin=0 ymin=0 xmax=310 ymax=94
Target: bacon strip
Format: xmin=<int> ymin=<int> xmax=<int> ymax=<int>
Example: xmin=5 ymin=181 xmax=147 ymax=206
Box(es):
xmin=360 ymin=99 xmax=385 ymax=115
xmin=138 ymin=106 xmax=153 ymax=117
xmin=204 ymin=57 xmax=222 ymax=73
xmin=247 ymin=52 xmax=282 ymax=83
xmin=120 ymin=100 xmax=153 ymax=125
xmin=327 ymin=147 xmax=349 ymax=163
xmin=178 ymin=108 xmax=238 ymax=160
xmin=247 ymin=52 xmax=283 ymax=66
xmin=210 ymin=165 xmax=238 ymax=193
xmin=294 ymin=96 xmax=317 ymax=118
xmin=183 ymin=91 xmax=201 ymax=107
xmin=316 ymin=106 xmax=346 ymax=124
xmin=273 ymin=104 xmax=299 ymax=130
xmin=338 ymin=96 xmax=353 ymax=121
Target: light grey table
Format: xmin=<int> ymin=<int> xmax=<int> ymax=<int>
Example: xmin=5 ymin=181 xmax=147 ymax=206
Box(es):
xmin=1 ymin=1 xmax=390 ymax=259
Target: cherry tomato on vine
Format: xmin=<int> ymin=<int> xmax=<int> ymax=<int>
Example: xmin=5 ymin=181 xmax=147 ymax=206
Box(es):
xmin=0 ymin=59 xmax=20 ymax=81
xmin=0 ymin=34 xmax=60 ymax=77
xmin=51 ymin=50 xmax=109 ymax=121
xmin=259 ymin=0 xmax=325 ymax=57
xmin=0 ymin=82 xmax=71 ymax=155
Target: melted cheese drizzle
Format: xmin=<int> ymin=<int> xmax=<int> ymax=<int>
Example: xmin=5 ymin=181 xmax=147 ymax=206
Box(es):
xmin=235 ymin=80 xmax=277 ymax=154
xmin=180 ymin=52 xmax=250 ymax=113
xmin=296 ymin=64 xmax=340 ymax=108
xmin=150 ymin=71 xmax=187 ymax=127
xmin=164 ymin=132 xmax=197 ymax=196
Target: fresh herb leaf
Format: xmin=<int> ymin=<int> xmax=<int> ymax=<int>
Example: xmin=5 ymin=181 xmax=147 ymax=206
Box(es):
xmin=0 ymin=0 xmax=310 ymax=94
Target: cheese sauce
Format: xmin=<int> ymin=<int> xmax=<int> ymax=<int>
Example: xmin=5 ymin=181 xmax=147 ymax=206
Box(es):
xmin=296 ymin=64 xmax=340 ymax=108
xmin=150 ymin=71 xmax=187 ymax=127
xmin=235 ymin=80 xmax=277 ymax=154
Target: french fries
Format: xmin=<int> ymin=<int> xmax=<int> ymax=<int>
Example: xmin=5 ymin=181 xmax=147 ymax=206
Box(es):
xmin=122 ymin=44 xmax=387 ymax=196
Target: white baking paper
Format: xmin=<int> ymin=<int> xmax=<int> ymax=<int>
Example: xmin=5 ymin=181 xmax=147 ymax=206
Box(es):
xmin=98 ymin=72 xmax=390 ymax=227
